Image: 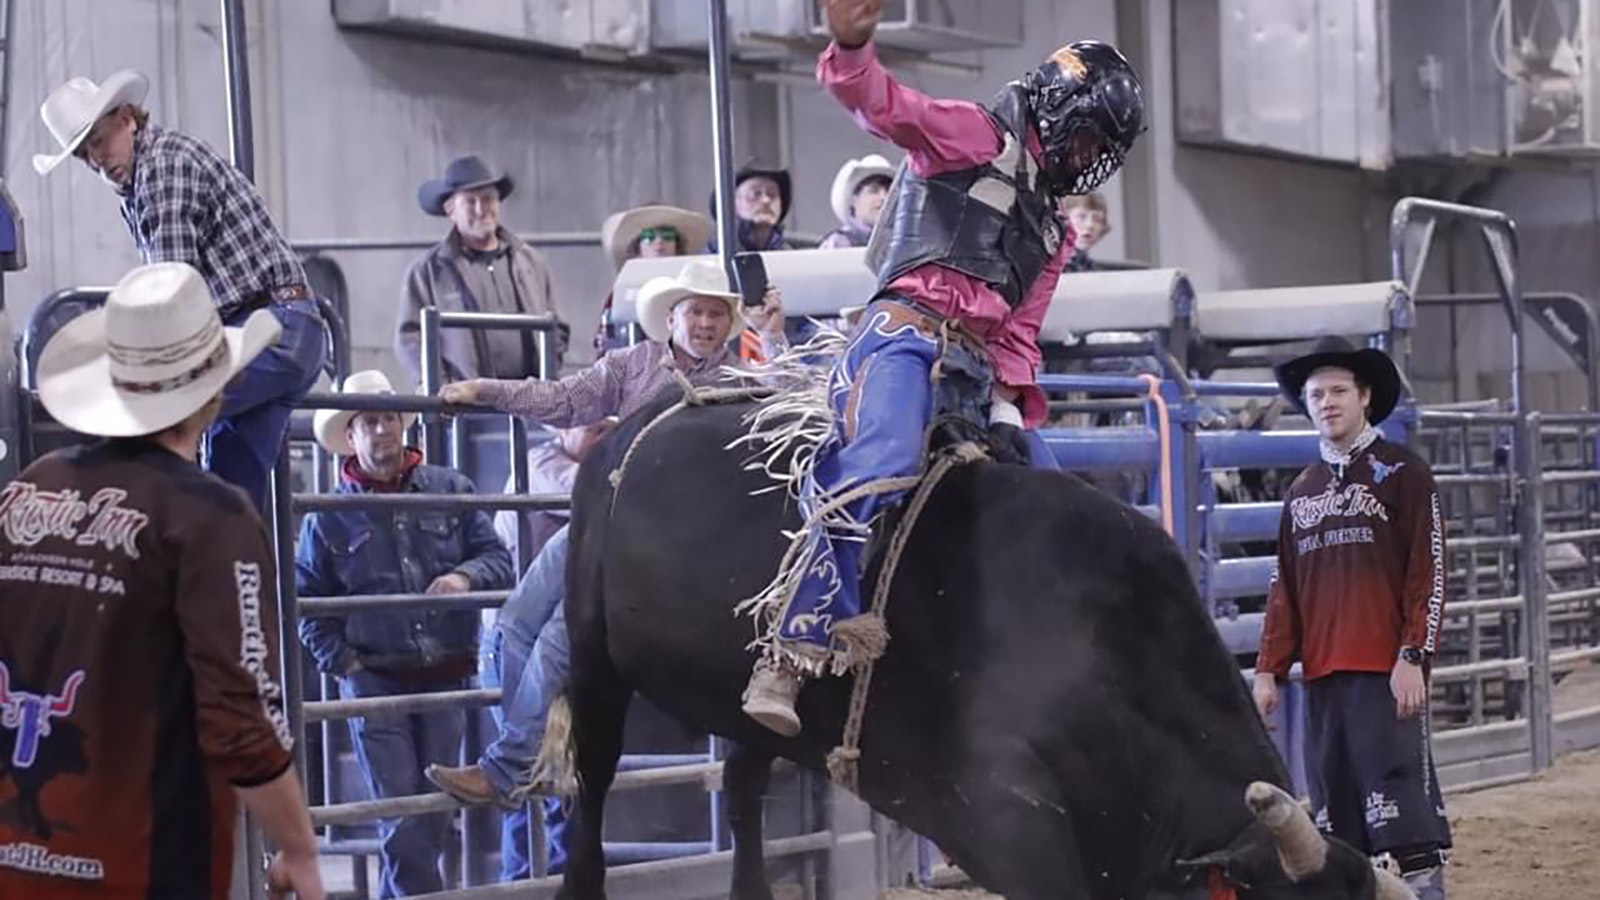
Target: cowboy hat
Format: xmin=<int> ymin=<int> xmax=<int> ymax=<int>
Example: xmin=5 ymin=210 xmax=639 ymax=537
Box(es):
xmin=829 ymin=154 xmax=896 ymax=226
xmin=636 ymin=259 xmax=744 ymax=343
xmin=313 ymin=369 xmax=420 ymax=457
xmin=419 ymin=155 xmax=514 ymax=217
xmin=1273 ymin=335 xmax=1405 ymax=425
xmin=33 ymin=69 xmax=149 ymax=175
xmin=599 ymin=205 xmax=713 ymax=271
xmin=709 ymin=162 xmax=794 ymax=224
xmin=36 ymin=262 xmax=280 ymax=437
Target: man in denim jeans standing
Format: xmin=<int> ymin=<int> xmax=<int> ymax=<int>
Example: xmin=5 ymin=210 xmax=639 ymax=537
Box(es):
xmin=297 ymin=370 xmax=514 ymax=897
xmin=34 ymin=68 xmax=327 ymax=512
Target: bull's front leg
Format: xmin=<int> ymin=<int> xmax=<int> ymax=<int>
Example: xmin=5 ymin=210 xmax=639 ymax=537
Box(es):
xmin=723 ymin=742 xmax=777 ymax=900
xmin=554 ymin=670 xmax=631 ymax=899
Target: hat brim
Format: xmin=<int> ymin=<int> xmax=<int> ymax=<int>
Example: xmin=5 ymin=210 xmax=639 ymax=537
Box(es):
xmin=1274 ymin=347 xmax=1403 ymax=425
xmin=313 ymin=402 xmax=420 ymax=457
xmin=636 ymin=280 xmax=743 ymax=344
xmin=830 ymin=161 xmax=896 ymax=226
xmin=33 ymin=70 xmax=150 ymax=176
xmin=601 ymin=206 xmax=713 ymax=271
xmin=36 ymin=306 xmax=280 ymax=437
xmin=419 ymin=174 xmax=515 ymax=216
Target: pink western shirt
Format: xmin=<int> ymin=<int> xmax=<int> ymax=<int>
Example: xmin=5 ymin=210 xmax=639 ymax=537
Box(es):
xmin=818 ymin=40 xmax=1073 ymax=427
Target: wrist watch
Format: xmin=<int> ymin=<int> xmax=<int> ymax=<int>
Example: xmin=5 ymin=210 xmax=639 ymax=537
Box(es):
xmin=1399 ymin=646 xmax=1428 ymax=666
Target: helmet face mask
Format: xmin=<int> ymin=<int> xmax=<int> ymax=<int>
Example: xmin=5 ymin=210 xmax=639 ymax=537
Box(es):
xmin=1024 ymin=41 xmax=1145 ymax=197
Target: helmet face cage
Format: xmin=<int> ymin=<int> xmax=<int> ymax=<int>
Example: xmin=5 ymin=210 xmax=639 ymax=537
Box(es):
xmin=1027 ymin=46 xmax=1144 ymax=197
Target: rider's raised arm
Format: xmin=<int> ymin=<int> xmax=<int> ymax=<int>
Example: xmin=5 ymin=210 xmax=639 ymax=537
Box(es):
xmin=817 ymin=40 xmax=999 ymax=175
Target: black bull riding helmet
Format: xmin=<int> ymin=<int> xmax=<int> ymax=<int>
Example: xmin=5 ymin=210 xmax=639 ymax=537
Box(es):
xmin=1019 ymin=40 xmax=1145 ymax=196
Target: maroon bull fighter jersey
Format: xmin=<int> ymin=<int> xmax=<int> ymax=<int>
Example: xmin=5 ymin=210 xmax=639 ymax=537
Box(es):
xmin=0 ymin=440 xmax=293 ymax=899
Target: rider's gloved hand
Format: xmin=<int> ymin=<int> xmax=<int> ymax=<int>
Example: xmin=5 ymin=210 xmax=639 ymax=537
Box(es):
xmin=987 ymin=397 xmax=1031 ymax=466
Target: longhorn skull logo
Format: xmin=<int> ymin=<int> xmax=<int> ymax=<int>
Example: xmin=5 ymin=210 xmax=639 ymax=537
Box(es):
xmin=0 ymin=662 xmax=85 ymax=769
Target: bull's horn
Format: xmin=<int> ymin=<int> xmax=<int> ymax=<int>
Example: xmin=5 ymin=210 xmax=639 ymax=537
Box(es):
xmin=1244 ymin=781 xmax=1327 ymax=881
xmin=1372 ymin=868 xmax=1419 ymax=900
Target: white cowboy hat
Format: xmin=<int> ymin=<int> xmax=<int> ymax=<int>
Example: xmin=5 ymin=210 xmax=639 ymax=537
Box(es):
xmin=636 ymin=259 xmax=744 ymax=343
xmin=33 ymin=69 xmax=150 ymax=175
xmin=313 ymin=369 xmax=420 ymax=457
xmin=36 ymin=262 xmax=280 ymax=438
xmin=829 ymin=154 xmax=897 ymax=226
xmin=600 ymin=205 xmax=713 ymax=272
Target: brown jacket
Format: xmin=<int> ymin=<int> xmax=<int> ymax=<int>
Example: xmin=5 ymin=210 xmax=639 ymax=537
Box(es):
xmin=395 ymin=227 xmax=562 ymax=384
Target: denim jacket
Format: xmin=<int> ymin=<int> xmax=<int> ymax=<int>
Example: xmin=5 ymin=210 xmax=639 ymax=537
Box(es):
xmin=296 ymin=462 xmax=515 ymax=675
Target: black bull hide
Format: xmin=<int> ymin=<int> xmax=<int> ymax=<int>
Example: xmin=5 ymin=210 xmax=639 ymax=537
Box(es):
xmin=555 ymin=395 xmax=1391 ymax=900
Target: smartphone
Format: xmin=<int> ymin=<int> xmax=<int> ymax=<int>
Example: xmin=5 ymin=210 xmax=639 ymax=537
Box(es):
xmin=732 ymin=252 xmax=769 ymax=307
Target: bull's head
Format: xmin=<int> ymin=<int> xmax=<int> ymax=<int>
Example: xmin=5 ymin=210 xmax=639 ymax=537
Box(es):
xmin=1179 ymin=782 xmax=1418 ymax=900
xmin=0 ymin=662 xmax=86 ymax=770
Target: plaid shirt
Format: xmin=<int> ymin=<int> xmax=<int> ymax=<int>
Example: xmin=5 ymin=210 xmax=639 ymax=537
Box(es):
xmin=119 ymin=124 xmax=306 ymax=309
xmin=476 ymin=340 xmax=740 ymax=426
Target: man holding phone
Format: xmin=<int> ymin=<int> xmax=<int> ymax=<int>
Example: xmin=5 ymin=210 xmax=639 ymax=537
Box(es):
xmin=739 ymin=0 xmax=1146 ymax=735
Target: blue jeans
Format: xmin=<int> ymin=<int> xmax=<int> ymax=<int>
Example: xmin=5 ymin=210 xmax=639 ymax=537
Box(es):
xmin=210 ymin=298 xmax=326 ymax=512
xmin=482 ymin=631 xmax=568 ymax=877
xmin=483 ymin=527 xmax=572 ymax=870
xmin=342 ymin=671 xmax=466 ymax=898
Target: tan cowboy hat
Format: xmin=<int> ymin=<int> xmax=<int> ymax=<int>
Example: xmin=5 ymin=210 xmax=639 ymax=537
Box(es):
xmin=36 ymin=262 xmax=280 ymax=437
xmin=636 ymin=259 xmax=744 ymax=343
xmin=600 ymin=205 xmax=712 ymax=272
xmin=313 ymin=369 xmax=420 ymax=457
xmin=829 ymin=154 xmax=896 ymax=226
xmin=33 ymin=69 xmax=149 ymax=175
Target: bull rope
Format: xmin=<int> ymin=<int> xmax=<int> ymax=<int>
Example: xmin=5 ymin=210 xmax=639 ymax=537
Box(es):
xmin=826 ymin=440 xmax=988 ymax=792
xmin=606 ymin=368 xmax=775 ymax=501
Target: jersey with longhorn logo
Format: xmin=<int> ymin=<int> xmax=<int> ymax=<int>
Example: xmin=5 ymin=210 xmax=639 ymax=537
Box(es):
xmin=0 ymin=439 xmax=292 ymax=899
xmin=1257 ymin=437 xmax=1446 ymax=681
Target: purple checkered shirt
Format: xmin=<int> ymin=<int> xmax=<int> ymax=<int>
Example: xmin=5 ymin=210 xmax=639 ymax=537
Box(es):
xmin=119 ymin=124 xmax=306 ymax=309
xmin=476 ymin=340 xmax=739 ymax=426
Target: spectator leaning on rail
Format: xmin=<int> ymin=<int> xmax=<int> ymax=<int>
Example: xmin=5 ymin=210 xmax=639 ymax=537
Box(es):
xmin=736 ymin=0 xmax=1146 ymax=736
xmin=818 ymin=153 xmax=896 ymax=249
xmin=423 ymin=259 xmax=786 ymax=809
xmin=593 ymin=203 xmax=712 ymax=355
xmin=296 ymin=369 xmax=514 ymax=898
xmin=396 ymin=155 xmax=567 ymax=385
xmin=34 ymin=69 xmax=328 ymax=514
xmin=1253 ymin=336 xmax=1451 ymax=900
xmin=0 ymin=262 xmax=322 ymax=900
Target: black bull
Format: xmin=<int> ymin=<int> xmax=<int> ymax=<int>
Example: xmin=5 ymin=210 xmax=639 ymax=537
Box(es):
xmin=553 ymin=394 xmax=1411 ymax=900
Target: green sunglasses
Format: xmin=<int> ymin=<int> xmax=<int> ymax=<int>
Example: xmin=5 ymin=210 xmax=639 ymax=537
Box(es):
xmin=638 ymin=225 xmax=681 ymax=242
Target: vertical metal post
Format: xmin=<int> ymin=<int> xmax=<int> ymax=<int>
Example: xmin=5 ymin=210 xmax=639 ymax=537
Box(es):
xmin=419 ymin=306 xmax=445 ymax=463
xmin=219 ymin=0 xmax=255 ymax=180
xmin=271 ymin=449 xmax=308 ymax=781
xmin=707 ymin=0 xmax=739 ymax=271
xmin=1520 ymin=411 xmax=1553 ymax=771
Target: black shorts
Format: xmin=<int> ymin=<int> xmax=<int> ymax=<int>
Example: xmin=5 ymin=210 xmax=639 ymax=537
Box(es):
xmin=1305 ymin=672 xmax=1451 ymax=858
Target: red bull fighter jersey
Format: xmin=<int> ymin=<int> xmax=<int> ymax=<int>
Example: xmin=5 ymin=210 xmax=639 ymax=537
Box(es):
xmin=0 ymin=440 xmax=293 ymax=899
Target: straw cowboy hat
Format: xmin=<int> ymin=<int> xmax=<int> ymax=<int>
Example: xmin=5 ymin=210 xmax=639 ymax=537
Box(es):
xmin=636 ymin=259 xmax=744 ymax=343
xmin=418 ymin=155 xmax=515 ymax=217
xmin=829 ymin=154 xmax=896 ymax=226
xmin=599 ymin=205 xmax=713 ymax=271
xmin=36 ymin=262 xmax=280 ymax=437
xmin=1273 ymin=335 xmax=1405 ymax=425
xmin=33 ymin=69 xmax=149 ymax=175
xmin=313 ymin=369 xmax=419 ymax=457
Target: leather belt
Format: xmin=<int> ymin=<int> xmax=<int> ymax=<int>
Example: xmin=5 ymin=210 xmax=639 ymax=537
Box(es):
xmin=875 ymin=297 xmax=987 ymax=357
xmin=217 ymin=283 xmax=311 ymax=322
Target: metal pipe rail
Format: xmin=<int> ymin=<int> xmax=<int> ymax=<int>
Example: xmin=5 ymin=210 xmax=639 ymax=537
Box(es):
xmin=298 ymin=590 xmax=510 ymax=614
xmin=293 ymin=492 xmax=570 ymax=513
xmin=409 ymin=832 xmax=838 ymax=900
xmin=311 ymin=761 xmax=731 ymax=828
xmin=304 ymin=687 xmax=500 ymax=723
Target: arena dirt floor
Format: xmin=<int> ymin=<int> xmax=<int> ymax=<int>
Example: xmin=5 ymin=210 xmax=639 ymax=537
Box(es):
xmin=884 ymin=665 xmax=1600 ymax=900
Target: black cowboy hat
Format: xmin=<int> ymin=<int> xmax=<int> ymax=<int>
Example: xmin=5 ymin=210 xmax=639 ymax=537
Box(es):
xmin=1273 ymin=335 xmax=1404 ymax=425
xmin=418 ymin=155 xmax=515 ymax=217
xmin=709 ymin=160 xmax=793 ymax=223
